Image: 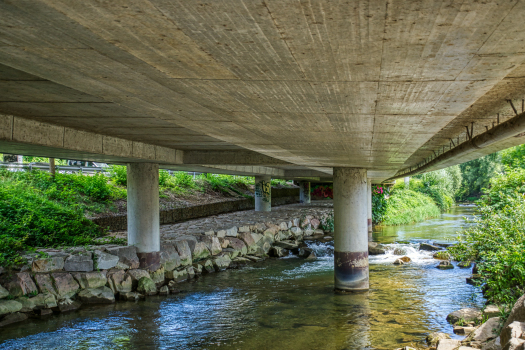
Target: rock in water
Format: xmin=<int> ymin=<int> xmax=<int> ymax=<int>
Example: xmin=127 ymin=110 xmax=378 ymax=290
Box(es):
xmin=437 ymin=260 xmax=454 ymax=269
xmin=137 ymin=277 xmax=157 ymax=296
xmin=0 ymin=300 xmax=22 ymax=316
xmin=436 ymin=339 xmax=461 ymax=350
xmin=458 ymin=261 xmax=472 ymax=268
xmin=399 ymin=256 xmax=411 ymax=263
xmin=426 ymin=332 xmax=450 ymax=346
xmin=433 ymin=251 xmax=451 ymax=260
xmin=446 ymin=308 xmax=481 ymax=324
xmin=159 ymin=286 xmax=169 ymax=296
xmin=78 ymin=287 xmax=115 ymax=304
xmin=393 ymin=259 xmax=404 ymax=265
xmin=419 ymin=243 xmax=441 ymax=251
xmin=393 ymin=248 xmax=407 ymax=255
xmin=120 ymin=292 xmax=144 ymax=302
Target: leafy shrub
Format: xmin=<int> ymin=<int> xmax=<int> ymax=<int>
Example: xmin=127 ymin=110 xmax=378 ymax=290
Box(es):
xmin=382 ymin=189 xmax=441 ymax=225
xmin=109 ymin=165 xmax=127 ymax=186
xmin=416 ymin=167 xmax=461 ymax=211
xmin=478 ymin=167 xmax=525 ymax=211
xmin=450 ymin=197 xmax=525 ymax=305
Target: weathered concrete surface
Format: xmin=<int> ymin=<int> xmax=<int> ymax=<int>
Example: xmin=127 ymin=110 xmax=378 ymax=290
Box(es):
xmin=2 ymin=1 xmax=525 ymax=181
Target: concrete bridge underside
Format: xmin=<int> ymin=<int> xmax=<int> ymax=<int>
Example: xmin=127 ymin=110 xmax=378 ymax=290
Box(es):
xmin=2 ymin=0 xmax=525 ymax=182
xmin=3 ymin=0 xmax=525 ymax=291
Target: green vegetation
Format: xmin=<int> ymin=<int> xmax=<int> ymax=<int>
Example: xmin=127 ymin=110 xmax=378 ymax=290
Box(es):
xmin=450 ymin=167 xmax=525 ymax=306
xmin=456 ymin=153 xmax=501 ymax=201
xmin=373 ymin=166 xmax=462 ymax=225
xmin=0 ymin=169 xmax=125 ymax=267
xmin=381 ymin=188 xmax=441 ymax=225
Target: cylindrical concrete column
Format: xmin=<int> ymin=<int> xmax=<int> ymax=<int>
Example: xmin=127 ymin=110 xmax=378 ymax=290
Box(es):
xmin=254 ymin=175 xmax=271 ymax=211
xmin=127 ymin=163 xmax=160 ymax=271
xmin=299 ymin=181 xmax=311 ymax=204
xmin=333 ymin=168 xmax=369 ymax=291
xmin=367 ymin=180 xmax=372 ymax=233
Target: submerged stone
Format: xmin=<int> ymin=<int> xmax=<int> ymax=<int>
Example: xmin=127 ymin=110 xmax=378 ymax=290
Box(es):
xmin=136 ymin=277 xmax=157 ymax=296
xmin=78 ymin=287 xmax=115 ymax=304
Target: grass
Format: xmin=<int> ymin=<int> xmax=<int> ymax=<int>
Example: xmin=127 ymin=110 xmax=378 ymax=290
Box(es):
xmin=381 ymin=189 xmax=441 ymax=225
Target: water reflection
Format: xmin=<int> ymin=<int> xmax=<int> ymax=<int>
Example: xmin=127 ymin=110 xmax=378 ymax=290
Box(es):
xmin=0 ymin=206 xmax=482 ymax=350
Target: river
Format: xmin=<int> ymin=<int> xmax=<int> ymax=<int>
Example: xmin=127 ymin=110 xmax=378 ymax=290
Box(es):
xmin=0 ymin=205 xmax=482 ymax=350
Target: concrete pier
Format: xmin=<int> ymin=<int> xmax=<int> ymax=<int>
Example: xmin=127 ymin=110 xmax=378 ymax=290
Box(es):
xmin=299 ymin=181 xmax=311 ymax=204
xmin=127 ymin=163 xmax=160 ymax=271
xmin=254 ymin=175 xmax=271 ymax=211
xmin=367 ymin=180 xmax=372 ymax=233
xmin=333 ymin=168 xmax=369 ymax=291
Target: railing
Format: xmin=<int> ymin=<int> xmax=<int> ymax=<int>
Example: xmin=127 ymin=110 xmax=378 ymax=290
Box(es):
xmin=0 ymin=162 xmax=201 ymax=177
xmin=0 ymin=162 xmax=108 ymax=174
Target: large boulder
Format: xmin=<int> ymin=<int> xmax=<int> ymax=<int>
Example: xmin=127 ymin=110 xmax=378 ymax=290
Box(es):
xmin=51 ymin=273 xmax=80 ymax=299
xmin=227 ymin=238 xmax=247 ymax=256
xmin=426 ymin=332 xmax=450 ymax=346
xmin=501 ymin=321 xmax=525 ymax=348
xmin=226 ymin=226 xmax=238 ymax=237
xmin=78 ymin=286 xmax=115 ymax=304
xmin=436 ymin=339 xmax=461 ymax=350
xmin=420 ymin=243 xmax=441 ymax=251
xmin=150 ymin=267 xmax=165 ymax=287
xmin=107 ymin=270 xmax=132 ymax=294
xmin=174 ymin=241 xmax=192 ymax=266
xmin=192 ymin=242 xmax=211 ymax=262
xmin=200 ymin=236 xmax=222 ymax=256
xmin=136 ymin=277 xmax=157 ymax=296
xmin=72 ymin=271 xmax=107 ymax=289
xmin=503 ymin=294 xmax=525 ymax=331
xmin=437 ymin=260 xmax=454 ymax=269
xmin=368 ymin=242 xmax=386 ymax=255
xmin=32 ymin=257 xmax=65 ymax=273
xmin=0 ymin=300 xmax=22 ymax=316
xmin=472 ymin=317 xmax=500 ymax=343
xmin=269 ymin=246 xmax=289 ymax=257
xmin=34 ymin=274 xmax=57 ymax=296
xmin=447 ymin=308 xmax=482 ymax=324
xmin=0 ymin=284 xmax=9 ymax=299
xmin=159 ymin=243 xmax=181 ymax=271
xmin=107 ymin=246 xmax=140 ymax=269
xmin=64 ymin=253 xmax=93 ymax=272
xmin=94 ymin=250 xmax=119 ymax=270
xmin=7 ymin=272 xmax=38 ymax=297
xmin=32 ymin=293 xmax=57 ymax=309
xmin=213 ymin=254 xmax=232 ymax=271
xmin=15 ymin=296 xmax=36 ymax=312
xmin=165 ymin=269 xmax=188 ymax=282
xmin=126 ymin=269 xmax=150 ymax=290
xmin=238 ymin=232 xmax=258 ymax=254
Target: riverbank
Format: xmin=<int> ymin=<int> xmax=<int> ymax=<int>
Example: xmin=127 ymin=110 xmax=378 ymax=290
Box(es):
xmin=0 ymin=202 xmax=333 ymax=329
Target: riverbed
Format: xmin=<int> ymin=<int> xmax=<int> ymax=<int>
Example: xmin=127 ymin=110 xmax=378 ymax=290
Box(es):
xmin=0 ymin=205 xmax=482 ymax=350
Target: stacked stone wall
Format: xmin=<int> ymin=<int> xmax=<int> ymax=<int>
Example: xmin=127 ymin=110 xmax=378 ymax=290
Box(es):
xmin=91 ymin=188 xmax=300 ymax=231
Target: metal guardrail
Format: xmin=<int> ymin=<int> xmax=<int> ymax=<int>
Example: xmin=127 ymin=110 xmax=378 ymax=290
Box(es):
xmin=0 ymin=162 xmax=108 ymax=174
xmin=0 ymin=162 xmax=201 ymax=177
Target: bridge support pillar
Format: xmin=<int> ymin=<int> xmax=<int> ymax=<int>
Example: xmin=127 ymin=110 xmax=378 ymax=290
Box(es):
xmin=367 ymin=180 xmax=373 ymax=233
xmin=255 ymin=175 xmax=271 ymax=211
xmin=299 ymin=181 xmax=311 ymax=204
xmin=333 ymin=168 xmax=369 ymax=292
xmin=127 ymin=162 xmax=160 ymax=271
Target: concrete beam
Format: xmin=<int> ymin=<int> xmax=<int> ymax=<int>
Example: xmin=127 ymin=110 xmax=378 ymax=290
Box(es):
xmin=0 ymin=114 xmax=182 ymax=165
xmin=183 ymin=150 xmax=290 ymax=166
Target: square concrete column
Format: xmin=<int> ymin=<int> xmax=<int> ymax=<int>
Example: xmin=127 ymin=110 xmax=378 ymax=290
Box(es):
xmin=367 ymin=180 xmax=373 ymax=233
xmin=299 ymin=181 xmax=311 ymax=204
xmin=127 ymin=162 xmax=160 ymax=271
xmin=255 ymin=175 xmax=271 ymax=211
xmin=333 ymin=168 xmax=369 ymax=291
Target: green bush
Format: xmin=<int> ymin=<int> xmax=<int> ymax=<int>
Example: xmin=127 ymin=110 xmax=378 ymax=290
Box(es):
xmin=109 ymin=165 xmax=127 ymax=186
xmin=382 ymin=189 xmax=441 ymax=225
xmin=416 ymin=167 xmax=461 ymax=211
xmin=450 ymin=197 xmax=525 ymax=305
xmin=478 ymin=167 xmax=525 ymax=211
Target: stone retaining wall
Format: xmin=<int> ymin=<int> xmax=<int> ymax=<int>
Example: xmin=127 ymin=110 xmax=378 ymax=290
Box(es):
xmin=0 ymin=208 xmax=331 ymax=329
xmin=91 ymin=188 xmax=300 ymax=231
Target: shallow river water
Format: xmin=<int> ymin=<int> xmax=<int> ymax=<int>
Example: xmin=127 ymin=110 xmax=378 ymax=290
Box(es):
xmin=0 ymin=206 xmax=483 ymax=350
